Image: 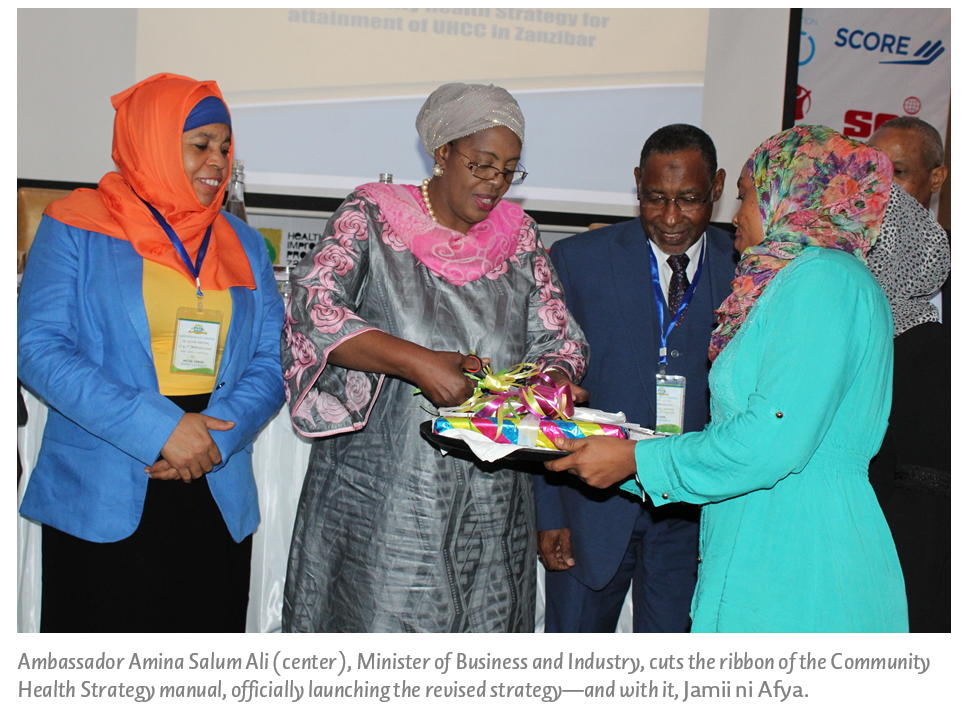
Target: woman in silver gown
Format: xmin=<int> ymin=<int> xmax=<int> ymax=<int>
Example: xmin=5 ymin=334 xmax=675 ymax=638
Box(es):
xmin=281 ymin=83 xmax=588 ymax=632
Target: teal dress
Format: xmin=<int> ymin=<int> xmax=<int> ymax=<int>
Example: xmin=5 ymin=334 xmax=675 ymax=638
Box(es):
xmin=624 ymin=248 xmax=908 ymax=632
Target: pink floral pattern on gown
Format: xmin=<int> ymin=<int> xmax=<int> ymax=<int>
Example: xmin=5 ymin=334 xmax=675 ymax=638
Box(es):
xmin=280 ymin=184 xmax=587 ymax=632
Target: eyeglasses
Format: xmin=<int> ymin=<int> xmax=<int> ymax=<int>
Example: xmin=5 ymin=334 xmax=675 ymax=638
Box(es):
xmin=455 ymin=150 xmax=528 ymax=185
xmin=639 ymin=191 xmax=712 ymax=212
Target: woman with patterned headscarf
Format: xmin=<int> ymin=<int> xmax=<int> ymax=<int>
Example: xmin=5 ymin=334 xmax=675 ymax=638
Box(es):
xmin=867 ymin=186 xmax=950 ymax=632
xmin=546 ymin=125 xmax=907 ymax=632
xmin=281 ymin=83 xmax=588 ymax=632
xmin=17 ymin=74 xmax=285 ymax=631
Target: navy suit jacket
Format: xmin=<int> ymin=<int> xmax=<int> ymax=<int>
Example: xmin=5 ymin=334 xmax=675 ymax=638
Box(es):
xmin=533 ymin=219 xmax=737 ymax=589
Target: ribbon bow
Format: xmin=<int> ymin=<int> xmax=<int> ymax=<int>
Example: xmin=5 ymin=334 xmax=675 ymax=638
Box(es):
xmin=453 ymin=362 xmax=574 ymax=437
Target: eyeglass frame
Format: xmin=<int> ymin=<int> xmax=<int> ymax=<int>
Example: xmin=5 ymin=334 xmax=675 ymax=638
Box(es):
xmin=637 ymin=189 xmax=714 ymax=212
xmin=453 ymin=149 xmax=528 ymax=185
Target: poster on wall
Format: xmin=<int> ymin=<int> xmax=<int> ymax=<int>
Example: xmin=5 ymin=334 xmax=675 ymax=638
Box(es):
xmin=247 ymin=213 xmax=329 ymax=268
xmin=795 ymin=8 xmax=950 ymax=144
xmin=795 ymin=7 xmax=950 ymax=320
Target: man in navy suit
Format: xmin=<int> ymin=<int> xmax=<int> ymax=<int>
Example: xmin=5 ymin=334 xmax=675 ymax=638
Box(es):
xmin=534 ymin=124 xmax=738 ymax=632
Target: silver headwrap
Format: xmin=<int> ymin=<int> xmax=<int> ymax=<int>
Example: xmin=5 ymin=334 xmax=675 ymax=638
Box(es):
xmin=866 ymin=183 xmax=950 ymax=337
xmin=416 ymin=83 xmax=525 ymax=157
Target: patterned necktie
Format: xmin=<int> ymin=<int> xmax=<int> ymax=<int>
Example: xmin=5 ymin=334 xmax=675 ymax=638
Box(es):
xmin=667 ymin=253 xmax=690 ymax=318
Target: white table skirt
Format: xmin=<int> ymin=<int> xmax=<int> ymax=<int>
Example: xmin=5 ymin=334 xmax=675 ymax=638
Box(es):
xmin=17 ymin=390 xmax=630 ymax=632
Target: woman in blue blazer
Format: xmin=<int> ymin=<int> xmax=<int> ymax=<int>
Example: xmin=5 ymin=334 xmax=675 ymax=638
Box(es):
xmin=17 ymin=74 xmax=284 ymax=632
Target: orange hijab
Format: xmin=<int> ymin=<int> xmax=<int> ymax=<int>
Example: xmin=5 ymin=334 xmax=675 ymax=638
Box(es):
xmin=46 ymin=73 xmax=255 ymax=290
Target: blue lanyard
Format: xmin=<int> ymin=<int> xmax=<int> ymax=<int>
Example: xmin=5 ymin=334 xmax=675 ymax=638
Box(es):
xmin=647 ymin=238 xmax=705 ymax=370
xmin=138 ymin=197 xmax=212 ymax=297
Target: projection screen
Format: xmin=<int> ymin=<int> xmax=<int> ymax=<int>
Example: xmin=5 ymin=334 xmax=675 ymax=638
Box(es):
xmin=134 ymin=8 xmax=710 ymax=216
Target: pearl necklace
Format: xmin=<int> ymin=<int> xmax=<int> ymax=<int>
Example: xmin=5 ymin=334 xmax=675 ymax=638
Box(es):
xmin=420 ymin=178 xmax=437 ymax=222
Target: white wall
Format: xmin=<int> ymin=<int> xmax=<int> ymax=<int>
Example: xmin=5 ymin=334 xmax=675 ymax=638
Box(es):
xmin=701 ymin=8 xmax=791 ymax=223
xmin=18 ymin=9 xmax=137 ymax=183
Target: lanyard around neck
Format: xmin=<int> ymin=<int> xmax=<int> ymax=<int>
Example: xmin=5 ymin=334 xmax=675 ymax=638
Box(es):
xmin=138 ymin=196 xmax=213 ymax=297
xmin=647 ymin=238 xmax=705 ymax=370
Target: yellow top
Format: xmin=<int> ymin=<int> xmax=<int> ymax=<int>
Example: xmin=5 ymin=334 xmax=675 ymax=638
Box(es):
xmin=143 ymin=259 xmax=233 ymax=396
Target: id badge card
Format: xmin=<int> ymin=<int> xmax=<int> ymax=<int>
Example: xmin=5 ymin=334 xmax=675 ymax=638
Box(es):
xmin=171 ymin=306 xmax=223 ymax=375
xmin=655 ymin=374 xmax=686 ymax=435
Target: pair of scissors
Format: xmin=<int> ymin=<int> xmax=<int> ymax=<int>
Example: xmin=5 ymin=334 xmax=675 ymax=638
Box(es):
xmin=462 ymin=354 xmax=485 ymax=380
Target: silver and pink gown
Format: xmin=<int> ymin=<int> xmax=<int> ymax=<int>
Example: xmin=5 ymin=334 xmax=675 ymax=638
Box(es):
xmin=280 ymin=184 xmax=587 ymax=632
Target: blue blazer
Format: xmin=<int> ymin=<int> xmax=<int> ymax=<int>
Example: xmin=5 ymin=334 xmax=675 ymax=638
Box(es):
xmin=533 ymin=219 xmax=737 ymax=589
xmin=18 ymin=213 xmax=285 ymax=543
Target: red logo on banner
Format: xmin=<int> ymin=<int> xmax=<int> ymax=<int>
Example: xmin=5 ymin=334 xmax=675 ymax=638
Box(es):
xmin=903 ymin=96 xmax=921 ymax=114
xmin=796 ymin=85 xmax=812 ymax=120
xmin=843 ymin=110 xmax=899 ymax=138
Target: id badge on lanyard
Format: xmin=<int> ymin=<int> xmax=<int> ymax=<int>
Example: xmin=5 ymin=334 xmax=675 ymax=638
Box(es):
xmin=172 ymin=304 xmax=223 ymax=375
xmin=655 ymin=373 xmax=686 ymax=435
xmin=648 ymin=240 xmax=704 ymax=436
xmin=138 ymin=195 xmax=223 ymax=376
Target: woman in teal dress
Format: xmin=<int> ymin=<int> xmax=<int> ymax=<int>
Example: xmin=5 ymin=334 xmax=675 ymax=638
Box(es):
xmin=546 ymin=125 xmax=907 ymax=632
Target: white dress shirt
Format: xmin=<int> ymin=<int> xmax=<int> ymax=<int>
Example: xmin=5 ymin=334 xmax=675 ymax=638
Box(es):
xmin=649 ymin=233 xmax=706 ymax=306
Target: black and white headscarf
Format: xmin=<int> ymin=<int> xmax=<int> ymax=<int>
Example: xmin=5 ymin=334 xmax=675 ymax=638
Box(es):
xmin=867 ymin=184 xmax=950 ymax=337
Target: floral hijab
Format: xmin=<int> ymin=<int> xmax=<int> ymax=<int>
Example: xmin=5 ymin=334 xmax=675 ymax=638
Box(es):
xmin=708 ymin=125 xmax=893 ymax=361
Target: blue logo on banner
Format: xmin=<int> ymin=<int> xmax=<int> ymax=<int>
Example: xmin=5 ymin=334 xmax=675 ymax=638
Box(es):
xmin=799 ymin=31 xmax=815 ymax=66
xmin=880 ymin=40 xmax=945 ymax=65
xmin=834 ymin=29 xmax=945 ymax=65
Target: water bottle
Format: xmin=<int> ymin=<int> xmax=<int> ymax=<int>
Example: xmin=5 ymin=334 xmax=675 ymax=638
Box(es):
xmin=224 ymin=159 xmax=247 ymax=222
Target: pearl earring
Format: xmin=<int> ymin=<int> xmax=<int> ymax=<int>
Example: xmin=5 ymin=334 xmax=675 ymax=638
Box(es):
xmin=420 ymin=179 xmax=437 ymax=222
xmin=433 ymin=163 xmax=444 ymax=177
